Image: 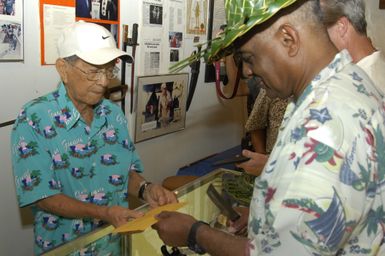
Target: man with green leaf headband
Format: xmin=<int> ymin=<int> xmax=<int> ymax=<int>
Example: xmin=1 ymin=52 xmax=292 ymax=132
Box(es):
xmin=153 ymin=0 xmax=385 ymax=255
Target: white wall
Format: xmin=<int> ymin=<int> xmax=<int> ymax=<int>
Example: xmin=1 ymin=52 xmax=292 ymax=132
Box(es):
xmin=0 ymin=0 xmax=245 ymax=255
xmin=366 ymin=0 xmax=385 ymax=52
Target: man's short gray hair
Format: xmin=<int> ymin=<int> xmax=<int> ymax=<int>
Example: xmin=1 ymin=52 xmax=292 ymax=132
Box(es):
xmin=320 ymin=0 xmax=367 ymax=35
xmin=63 ymin=55 xmax=79 ymax=64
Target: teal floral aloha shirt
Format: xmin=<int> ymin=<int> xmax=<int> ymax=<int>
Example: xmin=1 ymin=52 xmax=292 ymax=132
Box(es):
xmin=11 ymin=83 xmax=143 ymax=255
xmin=248 ymin=50 xmax=385 ymax=255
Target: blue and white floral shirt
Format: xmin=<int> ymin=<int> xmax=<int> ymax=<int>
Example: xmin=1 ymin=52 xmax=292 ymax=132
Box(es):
xmin=248 ymin=50 xmax=385 ymax=255
xmin=11 ymin=83 xmax=143 ymax=255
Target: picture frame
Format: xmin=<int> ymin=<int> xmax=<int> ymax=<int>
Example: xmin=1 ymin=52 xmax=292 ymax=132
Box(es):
xmin=134 ymin=73 xmax=189 ymax=142
xmin=0 ymin=0 xmax=23 ymax=61
xmin=186 ymin=0 xmax=208 ymax=35
xmin=380 ymin=0 xmax=385 ymax=9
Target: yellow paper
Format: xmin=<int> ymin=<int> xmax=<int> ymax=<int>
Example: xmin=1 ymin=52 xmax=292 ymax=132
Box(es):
xmin=113 ymin=202 xmax=187 ymax=233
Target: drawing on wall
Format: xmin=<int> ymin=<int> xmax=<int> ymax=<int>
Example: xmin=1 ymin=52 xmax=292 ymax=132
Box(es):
xmin=0 ymin=0 xmax=23 ymax=61
xmin=135 ymin=73 xmax=188 ymax=142
xmin=186 ymin=0 xmax=207 ymax=35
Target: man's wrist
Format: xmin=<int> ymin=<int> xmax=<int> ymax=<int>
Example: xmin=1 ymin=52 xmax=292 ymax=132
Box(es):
xmin=138 ymin=181 xmax=152 ymax=200
xmin=187 ymin=221 xmax=209 ymax=254
xmin=95 ymin=205 xmax=109 ymax=221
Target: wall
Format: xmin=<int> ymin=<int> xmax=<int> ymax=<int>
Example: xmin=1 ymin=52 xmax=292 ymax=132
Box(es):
xmin=0 ymin=0 xmax=245 ymax=255
xmin=367 ymin=0 xmax=385 ymax=51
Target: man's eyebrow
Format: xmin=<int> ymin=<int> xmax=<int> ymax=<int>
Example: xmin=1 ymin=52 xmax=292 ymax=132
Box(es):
xmin=233 ymin=49 xmax=242 ymax=56
xmin=233 ymin=50 xmax=245 ymax=61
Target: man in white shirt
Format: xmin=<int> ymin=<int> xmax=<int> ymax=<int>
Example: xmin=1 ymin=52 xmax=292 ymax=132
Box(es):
xmin=153 ymin=1 xmax=385 ymax=255
xmin=321 ymin=0 xmax=385 ymax=93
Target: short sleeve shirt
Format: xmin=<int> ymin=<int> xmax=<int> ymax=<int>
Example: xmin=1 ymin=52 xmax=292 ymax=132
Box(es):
xmin=11 ymin=83 xmax=143 ymax=255
xmin=245 ymin=89 xmax=288 ymax=153
xmin=357 ymin=50 xmax=385 ymax=95
xmin=248 ymin=50 xmax=385 ymax=255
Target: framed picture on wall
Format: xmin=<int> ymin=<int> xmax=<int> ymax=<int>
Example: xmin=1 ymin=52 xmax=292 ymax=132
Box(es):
xmin=134 ymin=73 xmax=189 ymax=143
xmin=186 ymin=0 xmax=208 ymax=35
xmin=0 ymin=0 xmax=23 ymax=61
xmin=380 ymin=0 xmax=385 ymax=9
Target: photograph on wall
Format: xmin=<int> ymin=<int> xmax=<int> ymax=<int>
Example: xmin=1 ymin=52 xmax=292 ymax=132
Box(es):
xmin=143 ymin=2 xmax=163 ymax=26
xmin=170 ymin=49 xmax=179 ymax=62
xmin=135 ymin=73 xmax=188 ymax=142
xmin=186 ymin=0 xmax=207 ymax=35
xmin=149 ymin=4 xmax=162 ymax=25
xmin=169 ymin=31 xmax=182 ymax=48
xmin=76 ymin=0 xmax=118 ymax=21
xmin=0 ymin=0 xmax=23 ymax=60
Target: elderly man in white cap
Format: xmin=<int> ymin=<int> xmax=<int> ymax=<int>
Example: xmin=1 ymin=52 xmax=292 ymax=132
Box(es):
xmin=11 ymin=21 xmax=176 ymax=255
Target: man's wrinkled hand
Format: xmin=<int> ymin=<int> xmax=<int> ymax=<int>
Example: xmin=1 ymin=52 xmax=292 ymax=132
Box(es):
xmin=144 ymin=184 xmax=178 ymax=207
xmin=105 ymin=205 xmax=144 ymax=227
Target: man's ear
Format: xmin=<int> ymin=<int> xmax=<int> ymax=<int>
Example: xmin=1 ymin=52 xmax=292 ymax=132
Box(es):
xmin=336 ymin=16 xmax=349 ymax=38
xmin=55 ymin=58 xmax=68 ymax=83
xmin=276 ymin=23 xmax=299 ymax=57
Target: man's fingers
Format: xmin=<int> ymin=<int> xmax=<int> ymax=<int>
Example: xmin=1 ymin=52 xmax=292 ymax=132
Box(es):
xmin=167 ymin=191 xmax=178 ymax=203
xmin=152 ymin=211 xmax=171 ymax=230
xmin=160 ymin=190 xmax=177 ymax=205
xmin=242 ymin=149 xmax=253 ymax=158
xmin=124 ymin=209 xmax=144 ymax=219
xmin=156 ymin=191 xmax=166 ymax=206
xmin=155 ymin=210 xmax=172 ymax=220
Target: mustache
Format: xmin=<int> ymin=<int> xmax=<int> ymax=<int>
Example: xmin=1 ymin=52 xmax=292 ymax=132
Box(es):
xmin=242 ymin=75 xmax=265 ymax=90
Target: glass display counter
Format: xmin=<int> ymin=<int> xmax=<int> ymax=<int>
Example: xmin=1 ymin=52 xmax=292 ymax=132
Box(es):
xmin=42 ymin=168 xmax=241 ymax=256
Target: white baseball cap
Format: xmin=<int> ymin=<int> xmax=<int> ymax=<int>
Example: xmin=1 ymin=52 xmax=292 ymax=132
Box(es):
xmin=57 ymin=21 xmax=133 ymax=65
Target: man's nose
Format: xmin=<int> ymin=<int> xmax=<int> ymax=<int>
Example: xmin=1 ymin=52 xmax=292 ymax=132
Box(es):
xmin=241 ymin=63 xmax=253 ymax=79
xmin=96 ymin=72 xmax=109 ymax=87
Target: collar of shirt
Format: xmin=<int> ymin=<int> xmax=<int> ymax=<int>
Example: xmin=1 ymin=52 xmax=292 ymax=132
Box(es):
xmin=281 ymin=50 xmax=353 ymax=130
xmin=295 ymin=49 xmax=353 ymax=109
xmin=56 ymin=82 xmax=107 ymax=132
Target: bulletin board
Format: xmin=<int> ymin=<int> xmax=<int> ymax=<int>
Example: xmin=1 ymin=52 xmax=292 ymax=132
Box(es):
xmin=39 ymin=0 xmax=120 ymax=65
xmin=138 ymin=0 xmax=188 ymax=76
